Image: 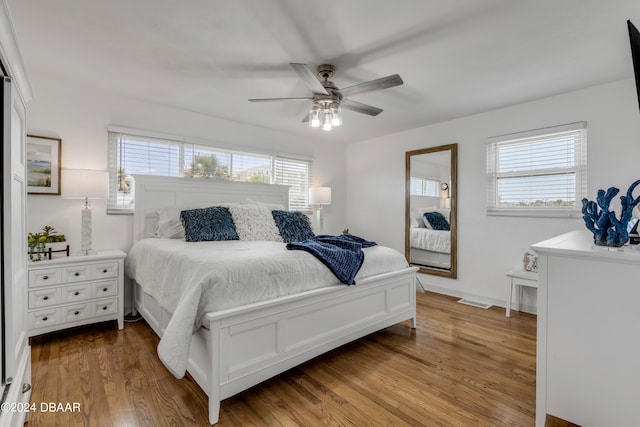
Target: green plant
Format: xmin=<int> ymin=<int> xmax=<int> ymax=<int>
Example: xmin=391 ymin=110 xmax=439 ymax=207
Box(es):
xmin=27 ymin=225 xmax=66 ymax=261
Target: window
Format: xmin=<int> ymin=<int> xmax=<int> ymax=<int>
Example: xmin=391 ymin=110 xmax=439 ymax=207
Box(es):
xmin=486 ymin=122 xmax=587 ymax=217
xmin=107 ymin=129 xmax=312 ymax=213
xmin=410 ymin=177 xmax=439 ymax=197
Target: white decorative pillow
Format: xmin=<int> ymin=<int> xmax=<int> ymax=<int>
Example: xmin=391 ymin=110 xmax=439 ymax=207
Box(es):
xmin=228 ymin=204 xmax=283 ymax=242
xmin=410 ymin=209 xmax=425 ymax=228
xmin=244 ymin=198 xmax=286 ymax=211
xmin=155 ymin=206 xmax=186 ymax=239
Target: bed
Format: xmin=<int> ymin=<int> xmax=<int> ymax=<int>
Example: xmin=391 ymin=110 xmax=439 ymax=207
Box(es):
xmin=126 ymin=175 xmax=418 ymax=425
xmin=409 ymin=207 xmax=451 ymax=269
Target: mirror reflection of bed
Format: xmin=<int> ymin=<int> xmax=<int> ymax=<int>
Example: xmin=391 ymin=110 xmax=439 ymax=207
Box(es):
xmin=405 ymin=144 xmax=457 ymax=279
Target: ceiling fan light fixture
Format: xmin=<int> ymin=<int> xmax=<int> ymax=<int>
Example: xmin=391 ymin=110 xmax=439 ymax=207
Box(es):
xmin=321 ymin=110 xmax=333 ymax=131
xmin=310 ymin=101 xmax=341 ymax=131
xmin=330 ymin=104 xmax=342 ymax=127
xmin=309 ymin=107 xmax=320 ymax=127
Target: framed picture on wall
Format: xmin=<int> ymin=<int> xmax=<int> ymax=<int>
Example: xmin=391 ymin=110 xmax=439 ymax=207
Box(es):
xmin=26 ymin=135 xmax=62 ymax=195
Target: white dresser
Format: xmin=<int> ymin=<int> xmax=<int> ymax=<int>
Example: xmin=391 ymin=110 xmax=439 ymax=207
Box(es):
xmin=532 ymin=230 xmax=640 ymax=427
xmin=27 ymin=250 xmax=126 ymax=337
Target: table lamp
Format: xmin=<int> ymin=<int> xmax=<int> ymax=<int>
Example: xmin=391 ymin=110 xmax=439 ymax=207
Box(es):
xmin=61 ymin=169 xmax=108 ymax=255
xmin=309 ymin=187 xmax=331 ymax=234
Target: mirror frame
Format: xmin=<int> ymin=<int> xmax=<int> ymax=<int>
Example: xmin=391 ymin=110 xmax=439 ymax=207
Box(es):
xmin=405 ymin=143 xmax=458 ymax=279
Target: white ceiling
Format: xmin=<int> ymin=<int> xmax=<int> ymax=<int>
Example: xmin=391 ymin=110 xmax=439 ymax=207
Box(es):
xmin=7 ymin=0 xmax=640 ymax=144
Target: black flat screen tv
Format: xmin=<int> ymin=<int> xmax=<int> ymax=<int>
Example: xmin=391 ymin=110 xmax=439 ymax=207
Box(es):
xmin=628 ymin=20 xmax=640 ymax=114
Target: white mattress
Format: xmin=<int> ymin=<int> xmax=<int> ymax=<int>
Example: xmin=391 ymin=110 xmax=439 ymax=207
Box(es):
xmin=409 ymin=227 xmax=450 ymax=254
xmin=125 ymin=238 xmax=409 ymax=378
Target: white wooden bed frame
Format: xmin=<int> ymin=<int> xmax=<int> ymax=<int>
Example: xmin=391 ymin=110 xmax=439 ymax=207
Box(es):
xmin=130 ymin=175 xmax=417 ymax=425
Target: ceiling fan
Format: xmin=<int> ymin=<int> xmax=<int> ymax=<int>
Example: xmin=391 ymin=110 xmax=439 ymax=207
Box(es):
xmin=248 ymin=63 xmax=403 ymax=130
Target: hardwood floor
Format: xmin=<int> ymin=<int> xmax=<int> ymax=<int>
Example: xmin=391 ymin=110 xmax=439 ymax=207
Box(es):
xmin=28 ymin=291 xmax=536 ymax=426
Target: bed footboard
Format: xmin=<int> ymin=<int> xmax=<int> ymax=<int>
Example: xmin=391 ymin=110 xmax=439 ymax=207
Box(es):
xmin=205 ymin=267 xmax=417 ymax=425
xmin=135 ymin=267 xmax=417 ymax=425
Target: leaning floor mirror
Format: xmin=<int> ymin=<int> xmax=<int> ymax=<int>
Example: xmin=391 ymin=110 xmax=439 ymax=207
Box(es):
xmin=405 ymin=143 xmax=457 ymax=279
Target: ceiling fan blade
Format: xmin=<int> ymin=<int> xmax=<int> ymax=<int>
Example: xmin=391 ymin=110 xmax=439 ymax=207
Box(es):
xmin=289 ymin=63 xmax=330 ymax=95
xmin=301 ymin=112 xmax=310 ymax=123
xmin=341 ymin=99 xmax=383 ymax=116
xmin=338 ymin=74 xmax=403 ymax=98
xmin=248 ymin=97 xmax=313 ymax=102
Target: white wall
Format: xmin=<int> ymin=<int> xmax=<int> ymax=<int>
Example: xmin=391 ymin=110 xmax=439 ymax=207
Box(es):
xmin=347 ymin=78 xmax=640 ymax=310
xmin=26 ymin=72 xmax=347 ymax=253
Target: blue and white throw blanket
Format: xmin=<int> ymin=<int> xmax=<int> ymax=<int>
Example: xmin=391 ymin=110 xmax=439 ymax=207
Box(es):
xmin=286 ymin=234 xmax=377 ymax=285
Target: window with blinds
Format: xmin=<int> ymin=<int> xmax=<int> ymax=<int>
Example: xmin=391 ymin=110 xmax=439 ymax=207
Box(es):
xmin=486 ymin=122 xmax=587 ymax=217
xmin=410 ymin=177 xmax=439 ymax=197
xmin=107 ymin=131 xmax=312 ymax=212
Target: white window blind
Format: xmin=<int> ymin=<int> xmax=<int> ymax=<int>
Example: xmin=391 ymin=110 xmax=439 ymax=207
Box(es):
xmin=107 ymin=131 xmax=312 ymax=212
xmin=274 ymin=157 xmax=311 ymax=210
xmin=486 ymin=122 xmax=587 ymax=217
xmin=410 ymin=177 xmax=439 ymax=197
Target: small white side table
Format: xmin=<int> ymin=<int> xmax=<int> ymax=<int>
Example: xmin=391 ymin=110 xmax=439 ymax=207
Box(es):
xmin=505 ymin=268 xmax=538 ymax=317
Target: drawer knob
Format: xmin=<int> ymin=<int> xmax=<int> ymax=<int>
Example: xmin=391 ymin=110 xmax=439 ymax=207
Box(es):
xmin=43 ymin=276 xmax=48 ymax=280
xmin=74 ymin=272 xmax=80 ymax=277
xmin=102 ymin=269 xmax=108 ymax=273
xmin=102 ymin=288 xmax=108 ymax=292
xmin=74 ymin=291 xmax=80 ymax=296
xmin=43 ymin=296 xmax=48 ymax=301
xmin=42 ymin=316 xmax=48 ymax=321
xmin=102 ymin=306 xmax=107 ymax=311
xmin=74 ymin=311 xmax=79 ymax=316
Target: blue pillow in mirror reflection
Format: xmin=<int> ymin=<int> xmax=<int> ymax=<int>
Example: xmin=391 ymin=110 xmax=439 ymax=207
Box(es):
xmin=423 ymin=211 xmax=450 ymax=231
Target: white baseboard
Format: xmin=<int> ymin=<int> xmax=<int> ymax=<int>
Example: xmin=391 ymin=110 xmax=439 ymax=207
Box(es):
xmin=416 ymin=276 xmax=538 ymax=315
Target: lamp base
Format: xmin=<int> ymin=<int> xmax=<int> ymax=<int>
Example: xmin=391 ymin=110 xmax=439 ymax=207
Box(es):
xmin=81 ymin=207 xmax=92 ymax=255
xmin=316 ymin=205 xmax=324 ymax=234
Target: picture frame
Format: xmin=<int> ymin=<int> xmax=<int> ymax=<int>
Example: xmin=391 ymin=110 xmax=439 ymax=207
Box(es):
xmin=27 ymin=135 xmax=62 ymax=195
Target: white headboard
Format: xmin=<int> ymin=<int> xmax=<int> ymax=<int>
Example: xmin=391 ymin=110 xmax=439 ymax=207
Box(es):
xmin=132 ymin=175 xmax=290 ymax=243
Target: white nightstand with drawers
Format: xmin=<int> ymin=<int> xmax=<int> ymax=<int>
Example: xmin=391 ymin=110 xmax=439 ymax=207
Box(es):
xmin=27 ymin=250 xmax=126 ymax=337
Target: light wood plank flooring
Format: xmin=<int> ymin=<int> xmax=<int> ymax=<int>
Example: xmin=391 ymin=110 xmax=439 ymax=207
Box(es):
xmin=28 ymin=291 xmax=536 ymax=426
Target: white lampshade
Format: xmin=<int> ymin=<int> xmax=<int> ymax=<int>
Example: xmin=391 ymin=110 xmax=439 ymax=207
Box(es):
xmin=309 ymin=187 xmax=331 ymax=205
xmin=61 ymin=169 xmax=108 ymax=199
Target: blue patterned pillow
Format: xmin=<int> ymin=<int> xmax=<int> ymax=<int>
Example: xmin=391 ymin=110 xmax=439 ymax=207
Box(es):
xmin=180 ymin=206 xmax=239 ymax=242
xmin=272 ymin=210 xmax=315 ymax=243
xmin=423 ymin=211 xmax=450 ymax=231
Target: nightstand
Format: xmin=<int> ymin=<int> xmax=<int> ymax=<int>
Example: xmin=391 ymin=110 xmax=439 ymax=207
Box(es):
xmin=27 ymin=250 xmax=126 ymax=337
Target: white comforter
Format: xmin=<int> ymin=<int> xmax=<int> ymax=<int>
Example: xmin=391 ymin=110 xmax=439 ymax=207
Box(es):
xmin=410 ymin=227 xmax=450 ymax=254
xmin=125 ymin=238 xmax=409 ymax=378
